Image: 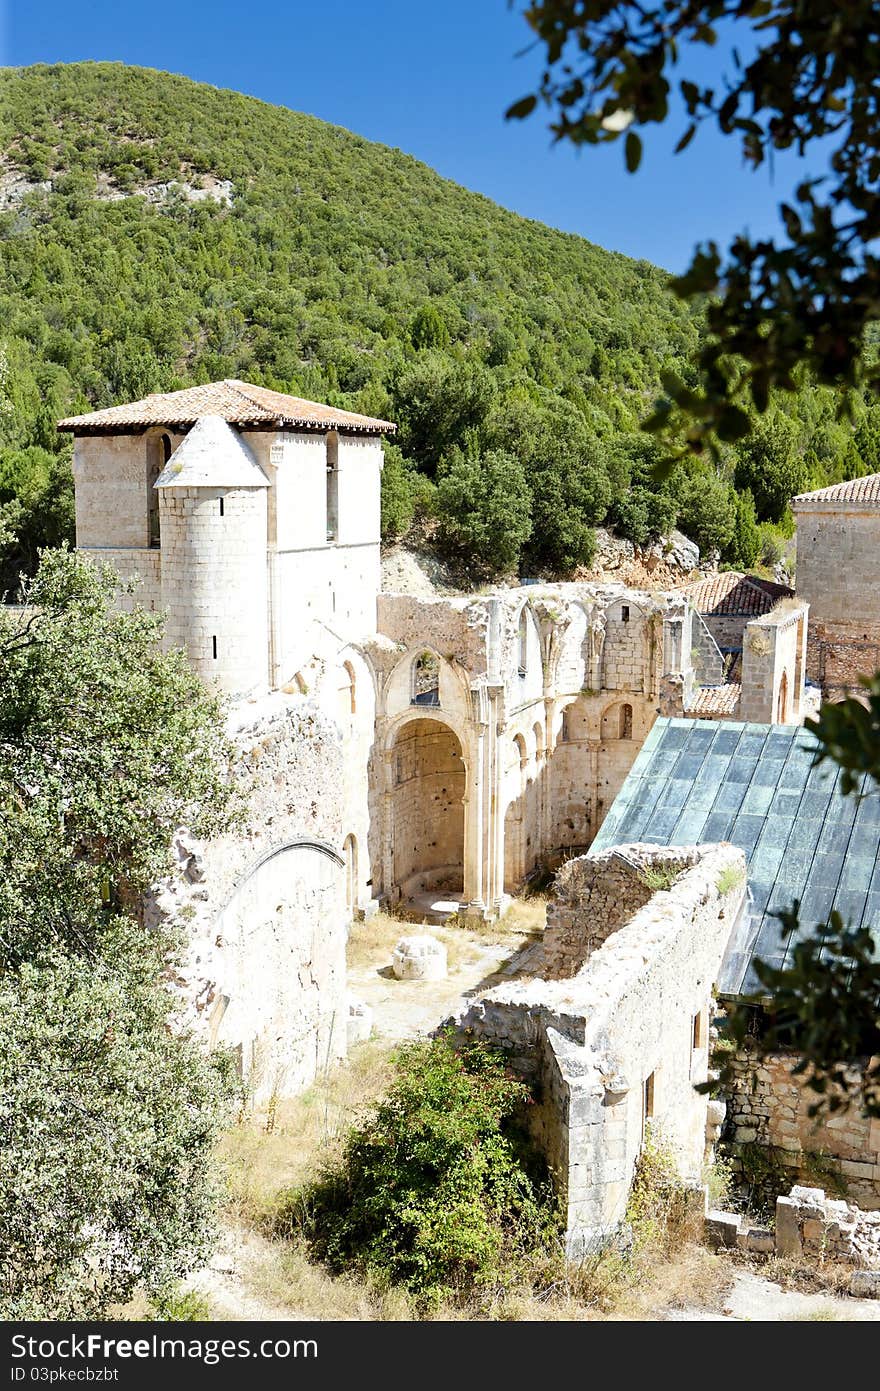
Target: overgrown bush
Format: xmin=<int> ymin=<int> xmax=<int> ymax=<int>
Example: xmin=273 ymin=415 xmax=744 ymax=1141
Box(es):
xmin=275 ymin=1035 xmax=559 ymax=1304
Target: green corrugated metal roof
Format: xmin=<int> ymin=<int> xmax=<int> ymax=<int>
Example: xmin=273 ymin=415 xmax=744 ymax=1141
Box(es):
xmin=591 ymin=717 xmax=880 ymax=996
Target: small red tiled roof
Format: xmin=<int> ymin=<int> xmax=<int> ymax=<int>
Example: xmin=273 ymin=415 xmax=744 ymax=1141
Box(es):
xmin=58 ymin=379 xmax=396 ymax=435
xmin=686 ymin=683 xmax=742 ymax=718
xmin=685 ymin=570 xmax=792 ymax=617
xmin=792 ymin=473 xmax=880 ymax=507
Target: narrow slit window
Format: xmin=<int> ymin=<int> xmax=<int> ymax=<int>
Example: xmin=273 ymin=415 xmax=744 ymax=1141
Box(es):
xmin=693 ymin=1011 xmax=704 ymax=1051
xmin=326 ymin=433 xmax=339 ymax=543
xmin=621 ymin=604 xmax=630 ymax=623
xmin=643 ymin=1071 xmax=655 ymax=1121
xmin=212 ymin=635 xmax=218 ymax=660
xmin=219 ymin=497 xmax=225 ymax=517
xmin=517 ymin=608 xmax=529 ymax=677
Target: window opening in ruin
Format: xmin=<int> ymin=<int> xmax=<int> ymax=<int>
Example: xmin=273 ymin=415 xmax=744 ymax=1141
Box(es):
xmin=561 ymin=708 xmax=571 ymax=742
xmin=693 ymin=1011 xmax=704 ymax=1050
xmin=776 ymin=669 xmax=788 ymax=723
xmin=619 ymin=703 xmax=633 ymax=740
xmin=621 ymin=604 xmax=630 ymax=623
xmin=514 ymin=733 xmax=528 ymax=771
xmin=533 ymin=720 xmax=544 ymax=759
xmin=212 ymin=635 xmax=218 ymax=660
xmin=344 ymin=833 xmax=358 ymax=914
xmin=411 ymin=652 xmax=440 ymax=707
xmin=643 ymin=1071 xmax=655 ymax=1122
xmin=147 ymin=433 xmax=172 ymax=549
xmin=517 ymin=608 xmax=529 ymax=677
xmin=219 ymin=497 xmax=224 ymax=517
xmin=326 ymin=432 xmax=339 ymax=543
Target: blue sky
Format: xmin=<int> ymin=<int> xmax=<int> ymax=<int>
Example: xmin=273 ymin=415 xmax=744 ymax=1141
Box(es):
xmin=5 ymin=0 xmax=831 ymax=272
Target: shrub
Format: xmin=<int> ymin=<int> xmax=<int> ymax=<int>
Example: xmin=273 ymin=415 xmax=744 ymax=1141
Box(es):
xmin=275 ymin=1035 xmax=559 ymax=1304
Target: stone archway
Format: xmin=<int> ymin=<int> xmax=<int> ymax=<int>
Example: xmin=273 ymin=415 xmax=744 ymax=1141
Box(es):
xmin=389 ymin=717 xmax=466 ymax=903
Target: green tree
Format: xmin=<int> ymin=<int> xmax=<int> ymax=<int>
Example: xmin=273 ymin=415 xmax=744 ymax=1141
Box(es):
xmin=733 ymin=412 xmax=805 ymax=524
xmin=725 ymin=488 xmax=760 ymax=569
xmin=435 ymin=447 xmax=532 ymax=577
xmin=392 ymin=354 xmax=496 ymax=477
xmin=0 ymin=947 xmax=232 ymax=1319
xmin=409 ymin=303 xmax=450 ymax=351
xmin=0 ymin=550 xmax=239 ymax=1314
xmin=0 ymin=550 xmax=237 ymax=967
xmin=673 ymin=467 xmax=736 ymax=557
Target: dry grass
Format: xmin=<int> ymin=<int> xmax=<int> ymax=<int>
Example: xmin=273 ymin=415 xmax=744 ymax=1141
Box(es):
xmin=211 ymin=1058 xmax=735 ymax=1322
xmin=219 ymin=1040 xmax=396 ymax=1227
xmin=346 ymin=900 xmax=545 ymax=979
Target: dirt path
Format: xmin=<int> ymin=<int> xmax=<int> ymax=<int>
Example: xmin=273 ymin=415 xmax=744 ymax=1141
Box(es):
xmin=668 ymin=1267 xmax=880 ymax=1321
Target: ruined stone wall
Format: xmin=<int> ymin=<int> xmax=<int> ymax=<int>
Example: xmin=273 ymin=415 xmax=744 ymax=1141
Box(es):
xmin=601 ymin=598 xmax=655 ymax=693
xmin=545 ymin=845 xmax=701 ymax=977
xmin=723 ymin=1048 xmax=880 ymax=1208
xmin=805 ymin=619 xmax=880 ymax=696
xmin=455 ymin=842 xmax=747 ymax=1256
xmin=776 ymin=1187 xmax=880 ymax=1268
xmin=700 ymin=612 xmax=749 ymax=654
xmin=154 ymin=695 xmax=349 ymax=1103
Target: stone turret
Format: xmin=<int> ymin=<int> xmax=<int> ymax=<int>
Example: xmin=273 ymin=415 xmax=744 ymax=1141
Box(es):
xmin=156 ymin=415 xmax=270 ymax=696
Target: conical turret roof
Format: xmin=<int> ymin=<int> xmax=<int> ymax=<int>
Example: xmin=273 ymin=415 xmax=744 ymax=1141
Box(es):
xmin=154 ymin=415 xmax=270 ymax=488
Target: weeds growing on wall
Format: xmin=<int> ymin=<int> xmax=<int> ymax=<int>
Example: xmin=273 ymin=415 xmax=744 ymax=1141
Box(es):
xmin=270 ymin=1034 xmax=560 ymax=1306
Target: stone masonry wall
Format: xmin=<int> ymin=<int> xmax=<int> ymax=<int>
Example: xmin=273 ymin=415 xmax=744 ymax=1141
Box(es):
xmin=775 ymin=1186 xmax=880 ymax=1269
xmin=152 ymin=694 xmax=349 ymax=1103
xmin=723 ymin=1047 xmax=880 ymax=1208
xmin=545 ymin=845 xmax=702 ymax=978
xmin=454 ymin=842 xmax=747 ymax=1256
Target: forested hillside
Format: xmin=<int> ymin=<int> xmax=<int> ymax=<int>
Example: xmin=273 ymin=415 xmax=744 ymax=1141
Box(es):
xmin=0 ymin=61 xmax=877 ymax=590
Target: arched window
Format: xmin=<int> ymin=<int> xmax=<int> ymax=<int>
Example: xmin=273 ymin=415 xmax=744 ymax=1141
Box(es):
xmin=344 ymin=833 xmax=358 ymax=915
xmin=533 ymin=720 xmax=545 ymax=759
xmin=619 ymin=703 xmax=633 ymax=740
xmin=560 ymin=708 xmax=571 ymax=743
xmin=411 ymin=652 xmax=440 ymax=707
xmin=517 ymin=608 xmax=529 ymax=677
xmin=511 ymin=728 xmax=525 ymax=773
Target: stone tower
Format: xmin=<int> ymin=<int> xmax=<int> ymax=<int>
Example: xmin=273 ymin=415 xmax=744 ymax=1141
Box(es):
xmin=155 ymin=415 xmax=270 ymax=695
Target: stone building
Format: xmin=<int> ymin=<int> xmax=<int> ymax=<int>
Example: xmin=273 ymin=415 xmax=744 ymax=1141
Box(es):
xmin=792 ymin=472 xmax=880 ymax=697
xmin=57 ymin=379 xmax=810 ymax=1097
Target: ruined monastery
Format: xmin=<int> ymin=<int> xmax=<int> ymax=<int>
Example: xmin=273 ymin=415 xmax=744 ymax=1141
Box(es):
xmin=59 ymin=382 xmax=880 ymax=1256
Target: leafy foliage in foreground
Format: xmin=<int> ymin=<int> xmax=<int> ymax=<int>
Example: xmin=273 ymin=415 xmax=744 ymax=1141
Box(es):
xmin=510 ymin=2 xmax=880 ymax=455
xmin=0 ymin=946 xmax=233 ymax=1319
xmin=275 ymin=1036 xmax=559 ymax=1304
xmin=0 ymin=62 xmax=875 ymax=583
xmin=0 ymin=550 xmax=239 ymax=1317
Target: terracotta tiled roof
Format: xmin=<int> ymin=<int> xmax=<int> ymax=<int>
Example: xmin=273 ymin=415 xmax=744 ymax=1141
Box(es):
xmin=792 ymin=473 xmax=880 ymax=506
xmin=685 ymin=683 xmax=742 ymax=718
xmin=58 ymin=379 xmax=396 ymax=435
xmin=685 ymin=570 xmax=792 ymax=617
